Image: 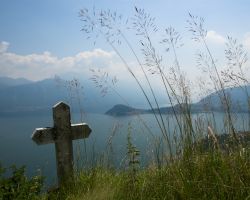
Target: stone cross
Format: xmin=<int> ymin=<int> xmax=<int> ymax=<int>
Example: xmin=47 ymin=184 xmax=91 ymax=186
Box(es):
xmin=31 ymin=101 xmax=91 ymax=186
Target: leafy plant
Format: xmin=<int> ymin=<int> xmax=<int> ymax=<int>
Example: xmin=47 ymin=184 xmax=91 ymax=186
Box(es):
xmin=126 ymin=124 xmax=140 ymax=179
xmin=0 ymin=165 xmax=44 ymax=200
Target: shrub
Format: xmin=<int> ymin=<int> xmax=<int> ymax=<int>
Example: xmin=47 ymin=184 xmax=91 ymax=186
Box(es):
xmin=0 ymin=164 xmax=44 ymax=200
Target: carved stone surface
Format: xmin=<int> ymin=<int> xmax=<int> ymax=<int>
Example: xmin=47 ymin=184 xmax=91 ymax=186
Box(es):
xmin=31 ymin=101 xmax=92 ymax=186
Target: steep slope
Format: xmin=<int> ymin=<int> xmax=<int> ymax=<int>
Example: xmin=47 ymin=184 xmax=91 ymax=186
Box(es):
xmin=106 ymin=85 xmax=250 ymax=116
xmin=105 ymin=104 xmax=147 ymax=116
xmin=0 ymin=77 xmax=32 ymax=90
xmin=197 ymin=85 xmax=250 ymax=111
xmin=0 ymin=77 xmax=148 ymax=115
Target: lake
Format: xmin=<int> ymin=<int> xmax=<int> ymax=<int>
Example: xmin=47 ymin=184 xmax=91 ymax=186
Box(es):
xmin=0 ymin=111 xmax=249 ymax=186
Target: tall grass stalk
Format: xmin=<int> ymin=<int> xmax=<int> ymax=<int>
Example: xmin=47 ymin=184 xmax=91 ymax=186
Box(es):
xmin=80 ymin=6 xmax=250 ymax=159
xmin=42 ymin=6 xmax=250 ymax=200
xmin=187 ymin=13 xmax=241 ymax=142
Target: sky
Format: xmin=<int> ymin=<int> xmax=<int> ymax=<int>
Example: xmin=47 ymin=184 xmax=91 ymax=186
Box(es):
xmin=0 ymin=0 xmax=250 ymax=92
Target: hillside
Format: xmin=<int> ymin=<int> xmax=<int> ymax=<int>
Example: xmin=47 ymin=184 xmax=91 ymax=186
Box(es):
xmin=105 ymin=103 xmax=200 ymax=116
xmin=0 ymin=77 xmax=32 ymax=90
xmin=0 ymin=76 xmax=249 ymax=116
xmin=105 ymin=104 xmax=148 ymax=116
xmin=106 ymin=85 xmax=250 ymax=116
xmin=197 ymin=85 xmax=250 ymax=111
xmin=0 ymin=77 xmax=151 ymax=115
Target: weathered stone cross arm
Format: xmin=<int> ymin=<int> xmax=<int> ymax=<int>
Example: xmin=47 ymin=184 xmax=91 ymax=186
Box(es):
xmin=32 ymin=123 xmax=91 ymax=145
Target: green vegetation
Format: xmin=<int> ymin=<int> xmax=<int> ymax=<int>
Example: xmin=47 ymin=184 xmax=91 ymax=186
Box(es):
xmin=51 ymin=147 xmax=250 ymax=200
xmin=2 ymin=145 xmax=250 ymax=199
xmin=1 ymin=6 xmax=250 ymax=200
xmin=0 ymin=165 xmax=44 ymax=200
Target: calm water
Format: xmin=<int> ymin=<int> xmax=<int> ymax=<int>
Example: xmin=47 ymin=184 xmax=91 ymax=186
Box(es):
xmin=0 ymin=112 xmax=248 ymax=186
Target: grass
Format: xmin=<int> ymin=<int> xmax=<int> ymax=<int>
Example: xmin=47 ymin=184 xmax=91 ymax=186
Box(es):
xmin=46 ymin=7 xmax=250 ymax=199
xmin=47 ymin=146 xmax=250 ymax=200
xmin=2 ymin=5 xmax=250 ymax=200
xmin=2 ymin=141 xmax=250 ymax=199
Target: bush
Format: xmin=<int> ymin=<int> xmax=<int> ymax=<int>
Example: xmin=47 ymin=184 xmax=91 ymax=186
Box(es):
xmin=0 ymin=164 xmax=44 ymax=200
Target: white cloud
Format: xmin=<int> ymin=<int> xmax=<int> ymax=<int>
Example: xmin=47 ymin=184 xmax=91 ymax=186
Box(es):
xmin=0 ymin=41 xmax=9 ymax=53
xmin=0 ymin=41 xmax=124 ymax=81
xmin=206 ymin=30 xmax=226 ymax=44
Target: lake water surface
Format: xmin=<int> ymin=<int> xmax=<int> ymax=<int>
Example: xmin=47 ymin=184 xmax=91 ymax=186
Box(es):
xmin=0 ymin=112 xmax=248 ymax=186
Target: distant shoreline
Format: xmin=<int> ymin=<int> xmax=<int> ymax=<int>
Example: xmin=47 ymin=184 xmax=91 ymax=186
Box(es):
xmin=105 ymin=104 xmax=250 ymax=117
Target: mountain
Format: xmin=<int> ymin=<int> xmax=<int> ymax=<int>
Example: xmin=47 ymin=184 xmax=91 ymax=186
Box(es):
xmin=106 ymin=85 xmax=250 ymax=116
xmin=1 ymin=76 xmax=249 ymax=116
xmin=0 ymin=77 xmax=117 ymax=115
xmin=197 ymin=85 xmax=250 ymax=112
xmin=105 ymin=103 xmax=200 ymax=116
xmin=105 ymin=104 xmax=147 ymax=116
xmin=0 ymin=78 xmax=67 ymax=115
xmin=0 ymin=76 xmax=152 ymax=115
xmin=0 ymin=77 xmax=32 ymax=90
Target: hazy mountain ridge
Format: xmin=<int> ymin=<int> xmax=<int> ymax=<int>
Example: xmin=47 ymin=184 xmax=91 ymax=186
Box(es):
xmin=106 ymin=103 xmax=201 ymax=116
xmin=105 ymin=104 xmax=148 ymax=116
xmin=0 ymin=76 xmax=249 ymax=116
xmin=106 ymin=86 xmax=250 ymax=116
xmin=0 ymin=77 xmax=149 ymax=115
xmin=0 ymin=77 xmax=33 ymax=90
xmin=0 ymin=78 xmax=67 ymax=114
xmin=197 ymin=86 xmax=250 ymax=111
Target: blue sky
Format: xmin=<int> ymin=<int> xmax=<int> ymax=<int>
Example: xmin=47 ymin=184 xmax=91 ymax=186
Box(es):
xmin=0 ymin=0 xmax=249 ymax=86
